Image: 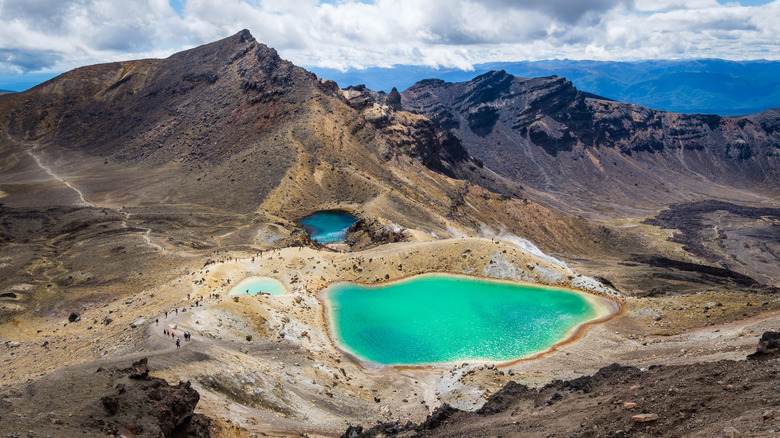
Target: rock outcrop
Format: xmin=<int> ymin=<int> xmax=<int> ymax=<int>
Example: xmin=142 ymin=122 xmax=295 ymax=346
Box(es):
xmin=344 ymin=217 xmax=406 ymax=250
xmin=0 ymin=358 xmax=211 ymax=437
xmin=748 ymin=331 xmax=780 ymax=359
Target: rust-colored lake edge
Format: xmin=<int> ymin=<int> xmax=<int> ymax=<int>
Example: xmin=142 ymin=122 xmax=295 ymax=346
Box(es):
xmin=314 ymin=271 xmax=624 ymax=371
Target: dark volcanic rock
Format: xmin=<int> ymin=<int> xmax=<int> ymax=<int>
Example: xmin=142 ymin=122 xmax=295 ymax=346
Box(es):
xmin=477 ymin=380 xmax=534 ymax=415
xmin=386 ymin=86 xmax=402 ymax=110
xmin=748 ymin=331 xmax=780 ymax=359
xmin=344 ymin=217 xmax=405 ymax=249
xmin=642 ymin=200 xmax=780 ymax=287
xmin=631 ymin=254 xmax=759 ymax=288
xmin=0 ymin=357 xmax=211 ymax=437
xmin=341 ymin=353 xmax=780 ymax=437
xmin=419 ymin=403 xmax=458 ymax=430
xmin=127 ymin=357 xmax=151 ymax=379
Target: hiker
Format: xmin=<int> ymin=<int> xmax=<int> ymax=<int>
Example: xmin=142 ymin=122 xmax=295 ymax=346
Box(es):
xmin=175 ymin=308 xmax=178 ymax=315
xmin=176 ymin=338 xmax=180 ymax=349
xmin=171 ymin=331 xmax=175 ymax=338
xmin=155 ymin=318 xmax=159 ymax=326
xmin=165 ymin=311 xmax=168 ymax=318
xmin=164 ymin=329 xmax=168 ymax=336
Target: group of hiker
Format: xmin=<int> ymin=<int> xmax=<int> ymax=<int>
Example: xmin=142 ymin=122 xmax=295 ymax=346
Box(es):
xmin=163 ymin=328 xmax=192 ymax=349
xmin=153 ymin=253 xmax=242 ymax=351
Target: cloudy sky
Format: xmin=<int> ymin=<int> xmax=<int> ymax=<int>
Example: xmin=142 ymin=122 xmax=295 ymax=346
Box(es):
xmin=1 ymin=0 xmax=779 ymax=87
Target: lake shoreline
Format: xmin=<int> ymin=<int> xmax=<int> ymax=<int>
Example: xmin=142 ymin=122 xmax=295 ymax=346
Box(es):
xmin=317 ymin=272 xmax=623 ymax=369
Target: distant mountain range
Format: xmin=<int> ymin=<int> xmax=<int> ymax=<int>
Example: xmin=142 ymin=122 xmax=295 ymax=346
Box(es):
xmin=5 ymin=59 xmax=779 ymax=116
xmin=0 ymin=72 xmax=59 ymax=93
xmin=308 ymin=59 xmax=780 ymax=116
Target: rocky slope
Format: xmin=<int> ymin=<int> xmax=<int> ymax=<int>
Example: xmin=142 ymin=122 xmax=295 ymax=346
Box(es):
xmin=401 ymin=71 xmax=780 ymax=219
xmin=0 ymin=357 xmax=215 ymax=437
xmin=0 ymin=30 xmax=662 ymax=325
xmin=0 ymin=30 xmax=494 ymax=214
xmin=342 ymin=332 xmax=780 ymax=438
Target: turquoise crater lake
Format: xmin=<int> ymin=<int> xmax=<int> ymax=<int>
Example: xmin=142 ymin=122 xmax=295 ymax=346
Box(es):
xmin=299 ymin=211 xmax=358 ymax=244
xmin=322 ymin=274 xmax=615 ymax=365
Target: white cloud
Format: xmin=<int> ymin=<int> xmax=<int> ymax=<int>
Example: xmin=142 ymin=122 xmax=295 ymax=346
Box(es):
xmin=0 ymin=0 xmax=778 ymax=76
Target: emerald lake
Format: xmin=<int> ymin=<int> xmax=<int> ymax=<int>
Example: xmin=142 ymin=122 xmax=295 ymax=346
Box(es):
xmin=299 ymin=211 xmax=358 ymax=243
xmin=322 ymin=273 xmax=613 ymax=365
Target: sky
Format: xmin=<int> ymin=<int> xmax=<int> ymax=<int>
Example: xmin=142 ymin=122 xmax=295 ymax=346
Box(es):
xmin=1 ymin=0 xmax=779 ymax=90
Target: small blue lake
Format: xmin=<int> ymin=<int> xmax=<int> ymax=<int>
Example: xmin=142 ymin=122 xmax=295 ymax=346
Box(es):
xmin=229 ymin=277 xmax=286 ymax=296
xmin=299 ymin=211 xmax=358 ymax=243
xmin=322 ymin=273 xmax=614 ymax=366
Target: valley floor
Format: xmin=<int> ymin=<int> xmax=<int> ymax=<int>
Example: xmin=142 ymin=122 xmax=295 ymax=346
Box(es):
xmin=2 ymin=237 xmax=778 ymax=437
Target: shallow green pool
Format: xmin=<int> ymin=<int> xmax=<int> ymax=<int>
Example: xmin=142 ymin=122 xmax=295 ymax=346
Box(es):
xmin=323 ymin=273 xmax=607 ymax=365
xmin=229 ymin=277 xmax=286 ymax=296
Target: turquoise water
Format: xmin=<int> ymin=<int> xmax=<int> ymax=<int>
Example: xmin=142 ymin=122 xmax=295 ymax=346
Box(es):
xmin=323 ymin=274 xmax=602 ymax=365
xmin=229 ymin=277 xmax=286 ymax=296
xmin=299 ymin=211 xmax=358 ymax=243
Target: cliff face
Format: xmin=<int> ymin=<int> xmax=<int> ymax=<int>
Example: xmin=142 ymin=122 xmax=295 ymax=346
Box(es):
xmin=402 ymin=70 xmax=780 ymax=218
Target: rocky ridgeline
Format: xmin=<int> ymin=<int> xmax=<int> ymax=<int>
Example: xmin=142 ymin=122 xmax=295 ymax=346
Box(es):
xmin=401 ymin=70 xmax=780 ymax=216
xmin=337 ymin=83 xmax=518 ymax=197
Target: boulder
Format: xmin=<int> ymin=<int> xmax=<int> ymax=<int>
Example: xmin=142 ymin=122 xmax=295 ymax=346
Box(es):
xmin=68 ymin=312 xmax=81 ymax=323
xmin=747 ymin=331 xmax=780 ymax=359
xmin=478 ymin=381 xmax=534 ymax=415
xmin=419 ymin=404 xmax=457 ymax=430
xmin=126 ymin=358 xmax=150 ymax=379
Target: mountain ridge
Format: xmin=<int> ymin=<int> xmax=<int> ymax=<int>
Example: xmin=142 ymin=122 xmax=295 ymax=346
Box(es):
xmin=307 ymin=58 xmax=780 ymax=115
xmin=401 ymin=69 xmax=780 ymax=219
xmin=0 ymin=29 xmax=497 ymax=218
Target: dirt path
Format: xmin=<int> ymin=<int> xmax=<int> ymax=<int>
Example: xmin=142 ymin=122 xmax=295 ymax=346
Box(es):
xmin=26 ymin=149 xmax=94 ymax=207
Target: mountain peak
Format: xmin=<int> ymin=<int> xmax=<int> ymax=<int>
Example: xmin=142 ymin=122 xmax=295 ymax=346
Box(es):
xmin=235 ymin=29 xmax=255 ymax=43
xmin=475 ymin=70 xmax=512 ymax=81
xmin=165 ymin=28 xmax=260 ymax=65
